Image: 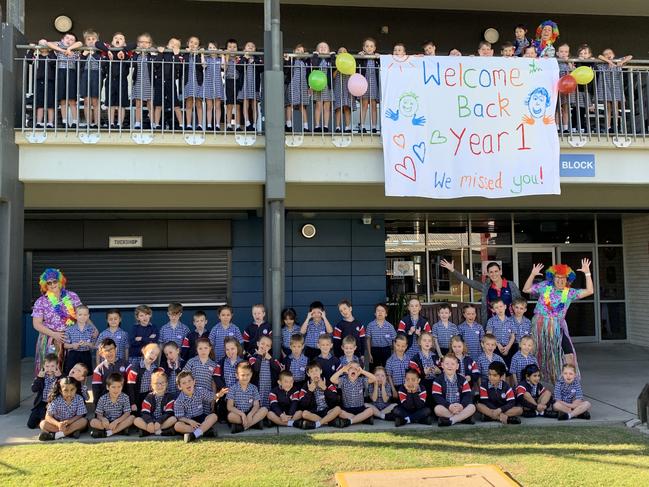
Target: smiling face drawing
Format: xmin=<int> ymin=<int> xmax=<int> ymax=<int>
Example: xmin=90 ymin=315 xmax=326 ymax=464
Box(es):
xmin=526 ymin=87 xmax=551 ymax=119
xmin=399 ymin=92 xmax=418 ymax=118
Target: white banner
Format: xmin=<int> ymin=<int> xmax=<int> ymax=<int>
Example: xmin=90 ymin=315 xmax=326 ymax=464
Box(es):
xmin=380 ymin=55 xmax=561 ymax=199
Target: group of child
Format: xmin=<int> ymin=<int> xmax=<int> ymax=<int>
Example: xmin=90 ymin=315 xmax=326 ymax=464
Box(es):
xmin=30 ymin=298 xmax=592 ymax=442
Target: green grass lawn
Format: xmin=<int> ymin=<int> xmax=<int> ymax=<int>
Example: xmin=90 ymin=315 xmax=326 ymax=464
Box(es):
xmin=1 ymin=426 xmax=648 ymax=486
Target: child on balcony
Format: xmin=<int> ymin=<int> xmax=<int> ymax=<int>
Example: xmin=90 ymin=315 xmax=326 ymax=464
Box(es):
xmin=203 ymin=41 xmax=224 ymax=131
xmin=238 ymin=41 xmax=263 ymax=132
xmin=224 ymin=38 xmax=243 ymax=131
xmin=129 ymin=33 xmax=155 ymax=129
xmin=312 ymin=41 xmax=334 ymax=133
xmin=596 ymin=48 xmax=633 ymax=134
xmin=27 ymin=44 xmax=56 ymax=128
xmin=94 ymin=32 xmax=130 ymax=129
xmin=183 ymin=36 xmax=204 ymax=130
xmin=284 ymin=44 xmax=310 ymax=132
xmin=79 ymin=29 xmax=102 ymax=129
xmin=358 ymin=37 xmax=380 ymax=134
xmin=333 ymin=46 xmax=352 ymax=133
xmin=153 ymin=38 xmax=183 ymax=130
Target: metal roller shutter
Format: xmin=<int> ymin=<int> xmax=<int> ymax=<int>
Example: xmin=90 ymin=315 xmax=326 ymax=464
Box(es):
xmin=30 ymin=249 xmax=230 ymax=306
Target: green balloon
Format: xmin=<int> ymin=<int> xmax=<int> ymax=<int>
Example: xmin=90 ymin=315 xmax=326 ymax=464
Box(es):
xmin=308 ymin=70 xmax=328 ymax=91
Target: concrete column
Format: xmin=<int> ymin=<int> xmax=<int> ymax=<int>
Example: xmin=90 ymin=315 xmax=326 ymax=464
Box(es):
xmin=5 ymin=0 xmax=25 ymax=33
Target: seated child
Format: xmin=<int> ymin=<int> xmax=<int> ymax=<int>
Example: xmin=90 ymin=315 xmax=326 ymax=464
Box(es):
xmin=553 ymin=364 xmax=592 ymax=421
xmin=38 ymin=377 xmax=88 ymax=441
xmin=315 ymin=334 xmax=340 ymax=382
xmin=458 ymin=304 xmax=484 ymax=361
xmin=249 ymin=335 xmax=283 ymax=412
xmin=243 ymin=304 xmax=272 ymax=357
xmin=183 ymin=338 xmax=217 ymax=393
xmin=92 ymin=338 xmax=128 ymax=407
xmin=476 ymin=333 xmax=507 ymax=386
xmin=183 ymin=309 xmax=211 ymax=361
xmin=300 ymin=301 xmax=333 ymax=360
xmin=486 ymin=299 xmax=517 ymax=367
xmin=509 ymin=335 xmax=538 ymax=385
xmin=280 ymin=307 xmax=300 ymax=358
xmin=63 ymin=305 xmax=96 ymax=375
xmin=28 ymin=353 xmax=61 ymax=429
xmin=226 ymin=362 xmax=268 ymax=433
xmin=267 ymin=370 xmax=303 ymax=428
xmin=366 ymin=366 xmax=396 ymax=420
xmin=129 ymin=304 xmax=158 ymax=366
xmin=431 ymin=303 xmax=459 ymax=357
xmin=298 ymin=362 xmax=342 ymax=430
xmin=214 ymin=337 xmax=244 ymax=420
xmin=161 ymin=341 xmax=185 ymax=398
xmin=281 ymin=333 xmax=308 ymax=389
xmin=408 ymin=332 xmax=441 ymax=405
xmin=90 ymin=372 xmax=135 ymax=438
xmin=366 ymin=303 xmax=396 ymax=368
xmin=68 ymin=362 xmax=90 ymax=401
xmin=397 ymin=297 xmax=431 ymax=356
xmin=393 ymin=369 xmax=432 ymax=426
xmin=516 ymin=364 xmax=557 ymax=418
xmin=127 ymin=343 xmax=163 ymax=411
xmin=330 ymin=362 xmax=377 ymax=427
xmin=208 ymin=305 xmax=243 ymax=362
xmin=134 ymin=370 xmax=178 ymax=436
xmin=173 ymin=370 xmax=220 ymax=442
xmin=385 ymin=334 xmax=410 ymax=392
xmin=477 ymin=362 xmax=522 ymax=424
xmin=339 ymin=334 xmax=360 ymax=367
xmin=333 ymin=299 xmax=365 ymax=359
xmin=432 ymin=354 xmax=477 ymax=427
xmin=450 ymin=335 xmax=480 ymax=392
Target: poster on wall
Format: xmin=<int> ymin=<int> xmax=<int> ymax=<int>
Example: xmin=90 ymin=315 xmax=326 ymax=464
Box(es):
xmin=393 ymin=261 xmax=415 ymax=278
xmin=380 ymin=55 xmax=560 ymax=199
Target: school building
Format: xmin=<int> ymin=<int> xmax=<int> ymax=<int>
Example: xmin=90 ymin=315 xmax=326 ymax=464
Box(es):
xmin=1 ymin=0 xmax=649 ymax=413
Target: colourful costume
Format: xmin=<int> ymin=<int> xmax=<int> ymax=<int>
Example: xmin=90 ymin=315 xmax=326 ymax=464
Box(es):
xmin=533 ymin=20 xmax=559 ymax=58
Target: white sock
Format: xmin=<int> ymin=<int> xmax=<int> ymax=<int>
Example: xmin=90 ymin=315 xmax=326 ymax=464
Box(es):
xmin=194 ymin=428 xmax=203 ymax=438
xmin=154 ymin=430 xmax=162 ymax=436
xmin=134 ymin=122 xmax=141 ymax=128
xmin=286 ymin=120 xmax=292 ymax=128
xmin=303 ymin=123 xmax=309 ymax=130
xmin=106 ymin=430 xmax=113 ymax=437
xmin=379 ymin=413 xmax=385 ymax=419
xmin=349 ymin=418 xmax=354 ymax=425
xmin=54 ymin=431 xmax=65 ymax=440
xmin=405 ymin=416 xmax=411 ymax=424
xmin=315 ymin=421 xmax=321 ymax=428
xmin=287 ymin=420 xmax=294 ymax=427
xmin=567 ymin=413 xmax=572 ymax=419
xmin=450 ymin=417 xmax=457 ymax=425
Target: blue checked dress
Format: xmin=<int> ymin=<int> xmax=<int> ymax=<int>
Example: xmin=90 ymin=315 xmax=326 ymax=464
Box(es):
xmin=238 ymin=58 xmax=260 ymax=101
xmin=202 ymin=56 xmax=224 ymax=100
xmin=183 ymin=53 xmax=202 ymax=99
xmin=132 ymin=54 xmax=152 ymax=101
xmin=312 ymin=58 xmax=333 ymax=102
xmin=361 ymin=59 xmax=380 ymax=101
xmin=333 ymin=72 xmax=352 ymax=109
xmin=596 ymin=63 xmax=625 ymax=102
xmin=286 ymin=59 xmax=309 ymax=106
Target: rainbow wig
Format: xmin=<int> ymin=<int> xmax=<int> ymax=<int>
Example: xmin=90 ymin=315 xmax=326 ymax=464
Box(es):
xmin=545 ymin=264 xmax=576 ymax=284
xmin=39 ymin=268 xmax=67 ymax=294
xmin=535 ymin=20 xmax=559 ymax=44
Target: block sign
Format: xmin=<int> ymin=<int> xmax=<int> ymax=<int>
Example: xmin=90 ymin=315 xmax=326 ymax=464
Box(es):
xmin=559 ymin=154 xmax=595 ymax=177
xmin=109 ymin=236 xmax=143 ymax=248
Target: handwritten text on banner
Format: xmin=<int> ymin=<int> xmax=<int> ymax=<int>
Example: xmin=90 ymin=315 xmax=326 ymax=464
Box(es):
xmin=380 ymin=55 xmax=561 ymax=199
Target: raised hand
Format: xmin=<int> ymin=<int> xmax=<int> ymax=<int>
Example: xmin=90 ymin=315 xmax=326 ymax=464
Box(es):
xmin=531 ymin=263 xmax=545 ymax=277
xmin=578 ymin=258 xmax=591 ymax=273
xmin=439 ymin=259 xmax=455 ymax=272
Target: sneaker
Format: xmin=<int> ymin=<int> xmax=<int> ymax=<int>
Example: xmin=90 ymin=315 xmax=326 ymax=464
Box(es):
xmin=68 ymin=122 xmax=77 ymax=129
xmin=522 ymin=410 xmax=537 ymax=418
xmin=394 ymin=417 xmax=406 ymax=427
xmin=557 ymin=412 xmax=570 ymax=421
xmin=90 ymin=428 xmax=106 ymax=439
xmin=507 ymin=416 xmax=521 ymax=425
xmin=186 ymin=125 xmax=193 ymax=131
xmin=161 ymin=427 xmax=176 ymax=436
xmin=246 ymin=124 xmax=256 ymax=132
xmin=230 ymin=423 xmax=244 ymax=434
xmin=183 ymin=432 xmax=196 ymax=443
xmin=577 ymin=411 xmax=591 ymax=420
xmin=301 ymin=420 xmax=316 ymax=430
xmin=438 ymin=418 xmax=452 ymax=427
xmin=543 ymin=410 xmax=559 ymax=419
xmin=39 ymin=431 xmax=55 ymax=441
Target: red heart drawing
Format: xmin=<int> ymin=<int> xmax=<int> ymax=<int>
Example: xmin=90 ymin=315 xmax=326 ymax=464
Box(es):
xmin=394 ymin=156 xmax=416 ymax=181
xmin=392 ymin=133 xmax=406 ymax=149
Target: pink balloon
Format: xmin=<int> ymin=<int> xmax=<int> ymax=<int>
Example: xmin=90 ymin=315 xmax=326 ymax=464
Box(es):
xmin=348 ymin=73 xmax=368 ymax=97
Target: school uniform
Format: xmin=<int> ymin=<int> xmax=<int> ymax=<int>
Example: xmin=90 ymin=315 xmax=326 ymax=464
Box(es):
xmin=514 ymin=37 xmax=532 ymax=57
xmin=393 ymin=385 xmax=430 ymax=423
xmin=94 ymin=41 xmax=130 ymax=109
xmin=130 ymin=50 xmax=154 ymax=102
xmin=183 ymin=357 xmax=217 ymax=393
xmin=213 ymin=356 xmax=243 ymax=418
xmin=129 ymin=324 xmax=158 ymax=366
xmin=237 ymin=55 xmax=264 ymax=101
xmin=79 ymin=50 xmax=102 ymax=99
xmin=269 ymin=386 xmax=301 ymax=417
xmin=299 ymin=380 xmax=340 ymax=415
xmin=509 ymin=352 xmax=538 ymax=383
xmin=478 ymin=380 xmax=517 ymax=412
xmin=95 ymin=392 xmax=131 ymax=421
xmin=27 ymin=375 xmax=59 ymax=428
xmin=316 ymin=354 xmax=340 ymax=382
xmin=431 ymin=321 xmax=459 ymax=356
xmin=367 ymin=383 xmax=391 ymax=411
xmin=47 ymin=394 xmax=87 ymax=421
xmin=311 ymin=54 xmax=334 ymax=103
xmin=181 ymin=328 xmax=210 ymax=361
xmin=458 ymin=321 xmax=485 ymax=360
xmin=126 ymin=360 xmax=165 ymax=409
xmin=303 ymin=320 xmax=327 ymax=359
xmin=366 ymin=320 xmax=397 ymax=368
xmin=333 ymin=319 xmax=366 ymax=358
xmin=282 ymin=354 xmax=308 ymax=386
xmin=63 ymin=323 xmax=96 ymax=375
xmin=202 ymin=56 xmax=224 ymax=101
xmin=174 ymin=386 xmax=214 ymax=421
xmin=357 ymin=57 xmax=380 ymax=101
xmin=516 ymin=380 xmax=551 ymax=412
xmin=209 ymin=324 xmax=244 ymax=362
xmin=92 ymin=358 xmax=128 ymax=406
xmin=27 ymin=51 xmax=56 ymax=111
xmin=476 ymin=352 xmax=507 ymax=384
xmin=284 ymin=56 xmax=311 ymax=106
xmin=457 ymin=355 xmax=481 ymax=385
xmin=281 ymin=326 xmax=301 ymax=357
xmin=553 ymin=378 xmax=584 ymax=404
xmin=224 ymin=56 xmax=244 ymax=105
xmin=385 ymin=353 xmax=410 ymax=389
xmin=512 ymin=317 xmax=532 ymax=343
xmin=158 ymin=322 xmax=191 ymax=348
xmin=249 ymin=354 xmax=283 ymax=408
xmin=242 ymin=321 xmax=272 ymax=357
xmin=227 ymin=382 xmax=261 ymax=415
xmin=97 ymin=327 xmax=129 ymax=362
xmin=54 ymin=42 xmax=79 ymax=101
xmin=140 ymin=392 xmax=176 ymax=424
xmin=486 ymin=316 xmax=518 ymax=367
xmin=596 ymin=63 xmax=625 ymax=103
xmin=408 ymin=351 xmax=439 ymax=405
xmin=333 ymin=71 xmax=352 ymax=111
xmin=161 ymin=357 xmax=185 ymax=398
xmin=432 ymin=373 xmax=473 ymax=409
xmin=397 ymin=315 xmax=431 ymax=355
xmin=153 ymin=50 xmax=183 ymax=112
xmin=182 ymin=53 xmax=204 ymax=100
xmin=338 ymin=355 xmax=360 ymax=368
xmin=338 ymin=374 xmax=369 ymax=415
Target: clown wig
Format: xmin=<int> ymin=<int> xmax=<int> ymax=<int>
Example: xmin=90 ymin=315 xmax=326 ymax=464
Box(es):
xmin=535 ymin=20 xmax=559 ymax=44
xmin=545 ymin=264 xmax=576 ymax=284
xmin=38 ymin=268 xmax=68 ymax=294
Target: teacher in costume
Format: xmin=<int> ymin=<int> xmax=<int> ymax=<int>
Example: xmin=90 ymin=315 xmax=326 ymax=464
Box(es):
xmin=31 ymin=268 xmax=83 ymax=374
xmin=440 ymin=259 xmax=521 ymax=323
xmin=522 ymin=259 xmax=593 ymax=384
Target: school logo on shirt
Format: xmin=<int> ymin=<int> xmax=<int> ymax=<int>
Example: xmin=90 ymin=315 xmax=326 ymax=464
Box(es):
xmin=331 ymin=365 xmax=336 ymax=371
xmin=571 ymin=389 xmax=576 ymax=394
xmin=228 ymin=332 xmax=234 ymax=336
xmin=263 ymin=329 xmax=268 ymax=334
xmin=176 ymin=335 xmax=182 ymax=339
xmin=385 ymin=334 xmax=391 ymax=339
xmin=119 ymin=366 xmax=126 ymax=372
xmin=208 ymin=367 xmax=214 ymax=373
xmin=501 ymin=393 xmax=506 ymax=399
xmin=475 ymin=330 xmax=480 ymax=334
xmin=355 ymin=327 xmax=360 ymax=332
xmin=300 ymin=367 xmax=306 ymax=372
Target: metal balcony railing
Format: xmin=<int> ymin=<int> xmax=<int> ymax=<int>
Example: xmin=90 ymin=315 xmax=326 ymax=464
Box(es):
xmin=15 ymin=46 xmax=649 ymax=148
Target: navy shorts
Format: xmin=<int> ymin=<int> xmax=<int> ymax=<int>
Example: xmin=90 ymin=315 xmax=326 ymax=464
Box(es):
xmin=308 ymin=408 xmax=330 ymax=417
xmin=343 ymin=405 xmax=368 ymax=416
xmin=191 ymin=414 xmax=208 ymax=423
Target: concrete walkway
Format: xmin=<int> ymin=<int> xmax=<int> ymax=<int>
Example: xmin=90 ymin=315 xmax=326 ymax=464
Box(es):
xmin=0 ymin=343 xmax=646 ymax=445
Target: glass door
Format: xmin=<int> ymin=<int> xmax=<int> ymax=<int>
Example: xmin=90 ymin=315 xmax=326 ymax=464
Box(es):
xmin=557 ymin=246 xmax=596 ymax=342
xmin=514 ymin=247 xmax=555 ymax=287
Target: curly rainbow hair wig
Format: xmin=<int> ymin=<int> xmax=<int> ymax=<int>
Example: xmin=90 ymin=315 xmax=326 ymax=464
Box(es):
xmin=39 ymin=268 xmax=67 ymax=294
xmin=535 ymin=20 xmax=559 ymax=44
xmin=545 ymin=264 xmax=576 ymax=284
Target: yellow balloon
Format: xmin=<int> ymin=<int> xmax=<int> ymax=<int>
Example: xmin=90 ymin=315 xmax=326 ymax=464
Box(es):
xmin=571 ymin=66 xmax=594 ymax=85
xmin=335 ymin=53 xmax=356 ymax=76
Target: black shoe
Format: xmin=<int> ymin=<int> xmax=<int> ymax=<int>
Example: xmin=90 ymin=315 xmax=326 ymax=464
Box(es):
xmin=39 ymin=432 xmax=55 ymax=441
xmin=522 ymin=410 xmax=537 ymax=418
xmin=313 ymin=126 xmax=322 ymax=133
xmin=196 ymin=125 xmax=204 ymax=132
xmin=438 ymin=418 xmax=452 ymax=427
xmin=285 ymin=125 xmax=292 ymax=133
xmin=161 ymin=427 xmax=176 ymax=436
xmin=230 ymin=423 xmax=244 ymax=434
xmin=557 ymin=412 xmax=570 ymax=421
xmin=481 ymin=414 xmax=494 ymax=423
xmin=361 ymin=128 xmax=368 ymax=134
xmin=301 ymin=420 xmax=316 ymax=430
xmin=292 ymin=419 xmax=304 ymax=429
xmin=35 ymin=122 xmax=45 ymax=129
xmin=364 ymin=416 xmax=374 ymax=425
xmin=394 ymin=417 xmax=406 ymax=427
xmin=420 ymin=416 xmax=434 ymax=425
xmin=461 ymin=417 xmax=475 ymax=425
xmin=371 ymin=128 xmax=378 ymax=134
xmin=120 ymin=427 xmax=131 ymax=436
xmin=577 ymin=411 xmax=591 ymax=420
xmin=263 ymin=417 xmax=273 ymax=428
xmin=210 ymin=425 xmax=219 ymax=437
xmin=246 ymin=124 xmax=256 ymax=132
xmin=323 ymin=127 xmax=330 ymax=133
xmin=542 ymin=410 xmax=558 ymax=419
xmin=334 ymin=127 xmax=341 ymax=133
xmin=90 ymin=428 xmax=106 ymax=439
xmin=344 ymin=127 xmax=352 ymax=133
xmin=507 ymin=416 xmax=521 ymax=425
xmin=183 ymin=432 xmax=196 ymax=443
xmin=252 ymin=421 xmax=264 ymax=430
xmin=68 ymin=122 xmax=77 ymax=129
xmin=139 ymin=429 xmax=150 ymax=437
